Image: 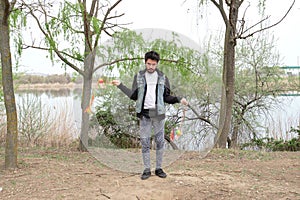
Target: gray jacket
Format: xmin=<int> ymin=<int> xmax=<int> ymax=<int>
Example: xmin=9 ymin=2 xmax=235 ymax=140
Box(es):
xmin=117 ymin=69 xmax=181 ymax=118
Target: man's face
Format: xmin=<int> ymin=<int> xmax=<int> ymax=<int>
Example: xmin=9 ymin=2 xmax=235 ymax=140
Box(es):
xmin=145 ymin=59 xmax=158 ymax=73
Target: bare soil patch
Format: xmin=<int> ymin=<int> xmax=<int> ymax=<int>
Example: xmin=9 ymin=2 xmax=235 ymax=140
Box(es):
xmin=0 ymin=148 xmax=299 ymax=200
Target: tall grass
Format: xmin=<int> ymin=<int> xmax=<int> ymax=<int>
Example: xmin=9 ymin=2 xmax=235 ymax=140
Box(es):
xmin=266 ymin=111 xmax=300 ymax=140
xmin=39 ymin=101 xmax=79 ymax=148
xmin=16 ymin=94 xmax=79 ymax=147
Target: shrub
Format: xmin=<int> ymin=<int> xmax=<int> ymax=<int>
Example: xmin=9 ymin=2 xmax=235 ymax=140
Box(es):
xmin=241 ymin=126 xmax=300 ymax=151
xmin=90 ymin=108 xmax=140 ymax=149
xmin=17 ymin=94 xmax=76 ymax=147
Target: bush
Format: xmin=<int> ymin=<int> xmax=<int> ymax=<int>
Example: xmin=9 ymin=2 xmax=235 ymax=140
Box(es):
xmin=90 ymin=108 xmax=140 ymax=148
xmin=17 ymin=94 xmax=76 ymax=147
xmin=241 ymin=126 xmax=300 ymax=151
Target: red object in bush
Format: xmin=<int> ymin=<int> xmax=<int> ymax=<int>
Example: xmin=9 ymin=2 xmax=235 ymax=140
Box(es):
xmin=170 ymin=129 xmax=174 ymax=141
xmin=98 ymin=78 xmax=104 ymax=84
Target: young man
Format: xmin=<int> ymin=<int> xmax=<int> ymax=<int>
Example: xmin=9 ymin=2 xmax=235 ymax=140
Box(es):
xmin=112 ymin=51 xmax=188 ymax=180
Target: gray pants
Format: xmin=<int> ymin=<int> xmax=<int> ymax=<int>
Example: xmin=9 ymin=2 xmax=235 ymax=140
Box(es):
xmin=140 ymin=116 xmax=165 ymax=170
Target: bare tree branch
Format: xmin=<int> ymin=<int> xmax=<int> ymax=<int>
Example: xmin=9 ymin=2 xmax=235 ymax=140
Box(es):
xmin=22 ymin=43 xmax=84 ymax=62
xmin=187 ymin=104 xmax=218 ymax=129
xmin=106 ymin=12 xmax=124 ymax=20
xmin=210 ymin=0 xmax=229 ymax=25
xmin=94 ymin=0 xmax=123 ymax=49
xmin=237 ymin=2 xmax=249 ymax=37
xmin=81 ymin=1 xmax=93 ymax=51
xmin=41 ymin=13 xmax=85 ymax=34
xmin=89 ymin=0 xmax=97 ymax=17
xmin=238 ymin=0 xmax=296 ymax=39
xmin=93 ymin=56 xmax=141 ymax=73
xmin=240 ymin=15 xmax=271 ymax=36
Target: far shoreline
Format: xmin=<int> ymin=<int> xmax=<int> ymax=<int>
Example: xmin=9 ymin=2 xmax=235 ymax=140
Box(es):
xmin=15 ymin=82 xmax=92 ymax=91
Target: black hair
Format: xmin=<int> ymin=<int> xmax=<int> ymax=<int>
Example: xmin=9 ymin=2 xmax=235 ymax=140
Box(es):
xmin=144 ymin=51 xmax=160 ymax=63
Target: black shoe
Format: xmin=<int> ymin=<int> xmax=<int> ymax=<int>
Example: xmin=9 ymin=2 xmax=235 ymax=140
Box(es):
xmin=141 ymin=168 xmax=151 ymax=180
xmin=155 ymin=168 xmax=167 ymax=178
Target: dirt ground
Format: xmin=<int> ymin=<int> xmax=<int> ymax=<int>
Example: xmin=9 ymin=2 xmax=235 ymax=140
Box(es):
xmin=0 ymin=147 xmax=299 ymax=200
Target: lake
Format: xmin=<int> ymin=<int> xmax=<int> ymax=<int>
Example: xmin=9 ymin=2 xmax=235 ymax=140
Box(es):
xmin=14 ymin=89 xmax=300 ymax=149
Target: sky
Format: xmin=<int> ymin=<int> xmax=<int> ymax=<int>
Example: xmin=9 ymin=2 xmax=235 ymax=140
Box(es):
xmin=17 ymin=0 xmax=300 ymax=75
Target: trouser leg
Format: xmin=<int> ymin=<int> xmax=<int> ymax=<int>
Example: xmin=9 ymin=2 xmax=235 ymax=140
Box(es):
xmin=140 ymin=117 xmax=151 ymax=169
xmin=153 ymin=118 xmax=165 ymax=169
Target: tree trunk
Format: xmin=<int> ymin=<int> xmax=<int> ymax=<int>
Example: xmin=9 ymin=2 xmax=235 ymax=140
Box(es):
xmin=231 ymin=107 xmax=246 ymax=149
xmin=215 ymin=1 xmax=238 ymax=148
xmin=231 ymin=118 xmax=240 ymax=149
xmin=0 ymin=0 xmax=18 ymax=169
xmin=78 ymin=51 xmax=95 ymax=151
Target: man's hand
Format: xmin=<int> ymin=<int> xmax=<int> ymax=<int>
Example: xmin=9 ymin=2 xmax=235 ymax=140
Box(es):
xmin=180 ymin=98 xmax=188 ymax=106
xmin=111 ymin=80 xmax=121 ymax=86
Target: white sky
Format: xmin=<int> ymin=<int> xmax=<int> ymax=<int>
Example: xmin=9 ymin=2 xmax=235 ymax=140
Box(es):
xmin=17 ymin=0 xmax=300 ymax=75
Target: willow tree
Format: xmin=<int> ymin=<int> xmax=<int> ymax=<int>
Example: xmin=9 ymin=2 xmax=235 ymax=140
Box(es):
xmin=18 ymin=0 xmax=126 ymax=151
xmin=198 ymin=0 xmax=295 ymax=147
xmin=0 ymin=0 xmax=18 ymax=168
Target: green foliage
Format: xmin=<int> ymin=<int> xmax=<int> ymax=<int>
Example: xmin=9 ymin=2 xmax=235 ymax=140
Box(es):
xmin=241 ymin=126 xmax=300 ymax=151
xmin=70 ymin=72 xmax=81 ymax=83
xmin=102 ymin=29 xmax=207 ymax=100
xmin=90 ymin=108 xmax=140 ymax=149
xmin=91 ymin=17 xmax=100 ymax=34
xmin=87 ymin=81 xmax=140 ymax=148
xmin=20 ymin=1 xmax=87 ymax=70
xmin=9 ymin=6 xmax=27 ymax=65
xmin=10 ymin=8 xmax=26 ymax=28
xmin=290 ymin=126 xmax=300 ymax=136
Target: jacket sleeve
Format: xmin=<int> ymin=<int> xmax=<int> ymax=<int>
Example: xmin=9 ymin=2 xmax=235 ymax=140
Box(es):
xmin=163 ymin=76 xmax=181 ymax=104
xmin=117 ymin=75 xmax=138 ymax=101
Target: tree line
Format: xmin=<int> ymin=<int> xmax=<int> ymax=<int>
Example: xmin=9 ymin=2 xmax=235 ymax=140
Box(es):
xmin=15 ymin=73 xmax=82 ymax=85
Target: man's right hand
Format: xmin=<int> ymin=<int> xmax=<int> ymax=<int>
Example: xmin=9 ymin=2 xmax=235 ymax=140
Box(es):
xmin=111 ymin=80 xmax=121 ymax=86
xmin=180 ymin=98 xmax=188 ymax=106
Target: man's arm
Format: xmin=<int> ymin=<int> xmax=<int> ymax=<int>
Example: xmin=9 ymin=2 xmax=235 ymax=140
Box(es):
xmin=112 ymin=75 xmax=138 ymax=100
